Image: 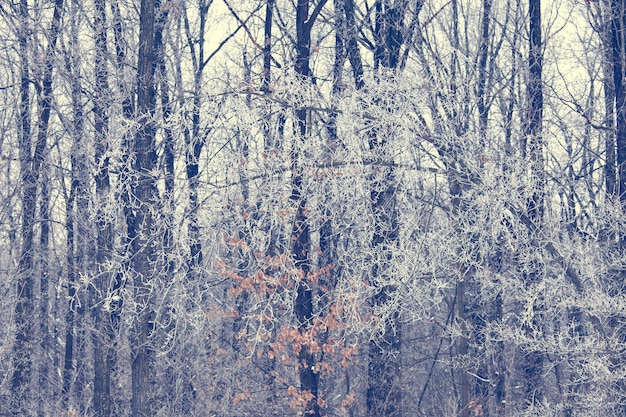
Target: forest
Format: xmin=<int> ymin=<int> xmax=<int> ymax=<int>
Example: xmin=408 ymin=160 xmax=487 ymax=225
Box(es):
xmin=1 ymin=0 xmax=626 ymax=416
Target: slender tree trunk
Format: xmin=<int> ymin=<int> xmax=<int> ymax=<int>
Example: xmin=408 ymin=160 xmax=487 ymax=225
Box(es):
xmin=320 ymin=0 xmax=345 ymax=288
xmin=63 ymin=181 xmax=77 ymax=409
xmin=62 ymin=14 xmax=91 ymax=410
xmin=129 ymin=0 xmax=159 ymax=414
xmin=63 ymin=81 xmax=89 ymax=413
xmin=182 ymin=1 xmax=210 ymax=281
xmin=525 ymin=0 xmax=544 ymax=219
xmin=156 ymin=5 xmax=174 ymax=199
xmin=292 ymin=2 xmax=321 ymax=415
xmin=521 ymin=0 xmax=545 ymax=410
xmin=14 ymin=14 xmax=33 ymax=406
xmin=38 ymin=152 xmax=51 ymax=417
xmin=92 ymin=0 xmax=116 ymax=414
xmin=262 ymin=0 xmax=275 ymax=95
xmin=261 ymin=0 xmax=279 ymax=153
xmin=13 ymin=0 xmax=34 ymax=409
xmin=609 ymin=2 xmax=626 ymax=414
xmin=455 ymin=277 xmax=470 ymax=417
xmin=604 ymin=20 xmax=617 ymax=197
xmin=344 ymin=0 xmax=364 ymax=89
xmin=477 ymin=0 xmax=492 ymax=135
xmin=492 ymin=291 xmax=506 ymax=416
xmin=613 ymin=0 xmax=626 ymax=202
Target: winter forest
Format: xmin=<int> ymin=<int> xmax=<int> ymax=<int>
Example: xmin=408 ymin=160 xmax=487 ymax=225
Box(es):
xmin=4 ymin=0 xmax=626 ymax=415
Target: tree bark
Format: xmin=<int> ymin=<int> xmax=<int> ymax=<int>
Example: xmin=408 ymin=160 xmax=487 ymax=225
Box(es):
xmin=477 ymin=0 xmax=492 ymax=134
xmin=612 ymin=0 xmax=626 ymax=202
xmin=12 ymin=0 xmax=32 ymax=413
xmin=262 ymin=0 xmax=276 ymax=95
xmin=182 ymin=0 xmax=211 ymax=281
xmin=604 ymin=12 xmax=617 ymax=197
xmin=62 ymin=9 xmax=92 ymax=409
xmin=609 ymin=2 xmax=626 ymax=414
xmin=129 ymin=0 xmax=159 ymax=415
xmin=292 ymin=1 xmax=324 ymax=416
xmin=92 ymin=0 xmax=116 ymax=414
xmin=344 ymin=0 xmax=364 ymax=90
xmin=521 ymin=0 xmax=545 ymax=410
xmin=524 ymin=0 xmax=544 ymax=219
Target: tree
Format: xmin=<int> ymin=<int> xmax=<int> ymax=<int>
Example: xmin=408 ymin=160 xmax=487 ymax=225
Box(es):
xmin=127 ymin=0 xmax=159 ymax=414
xmin=519 ymin=0 xmax=545 ymax=411
xmin=12 ymin=0 xmax=34 ymax=411
xmin=91 ymin=0 xmax=117 ymax=415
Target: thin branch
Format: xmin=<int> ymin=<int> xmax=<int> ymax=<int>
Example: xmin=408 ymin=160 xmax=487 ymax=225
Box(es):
xmin=203 ymin=159 xmax=440 ymax=190
xmin=222 ymin=0 xmax=283 ymax=68
xmin=203 ymin=1 xmax=265 ymax=68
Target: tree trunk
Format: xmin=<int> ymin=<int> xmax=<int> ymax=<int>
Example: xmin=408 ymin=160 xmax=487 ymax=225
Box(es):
xmin=344 ymin=0 xmax=364 ymax=89
xmin=182 ymin=1 xmax=211 ymax=281
xmin=609 ymin=2 xmax=626 ymax=414
xmin=13 ymin=0 xmax=34 ymax=408
xmin=613 ymin=0 xmax=626 ymax=202
xmin=524 ymin=0 xmax=544 ymax=219
xmin=129 ymin=0 xmax=159 ymax=414
xmin=293 ymin=1 xmax=321 ymax=416
xmin=521 ymin=0 xmax=545 ymax=410
xmin=604 ymin=11 xmax=617 ymax=197
xmin=262 ymin=0 xmax=276 ymax=95
xmin=477 ymin=0 xmax=492 ymax=135
xmin=92 ymin=0 xmax=116 ymax=414
xmin=62 ymin=12 xmax=91 ymax=409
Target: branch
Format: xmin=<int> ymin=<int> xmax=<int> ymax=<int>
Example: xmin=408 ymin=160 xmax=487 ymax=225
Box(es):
xmin=202 ymin=20 xmax=243 ymax=69
xmin=204 ymin=159 xmax=440 ymax=189
xmin=222 ymin=0 xmax=282 ymax=68
xmin=504 ymin=203 xmax=583 ymax=292
xmin=306 ymin=0 xmax=329 ymax=32
xmin=203 ymin=1 xmax=266 ymax=69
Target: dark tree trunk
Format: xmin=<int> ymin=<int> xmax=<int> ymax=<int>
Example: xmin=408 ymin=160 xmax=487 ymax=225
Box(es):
xmin=521 ymin=0 xmax=545 ymax=410
xmin=261 ymin=0 xmax=278 ymax=153
xmin=477 ymin=0 xmax=492 ymax=134
xmin=367 ymin=125 xmax=402 ymax=417
xmin=63 ymin=183 xmax=77 ymax=408
xmin=612 ymin=0 xmax=626 ymax=202
xmin=155 ymin=2 xmax=174 ymax=199
xmin=129 ymin=0 xmax=159 ymax=415
xmin=14 ymin=2 xmax=34 ymax=409
xmin=524 ymin=0 xmax=544 ymax=220
xmin=492 ymin=292 xmax=506 ymax=416
xmin=344 ymin=0 xmax=364 ymax=89
xmin=38 ymin=151 xmax=51 ymax=417
xmin=183 ymin=1 xmax=211 ymax=281
xmin=609 ymin=2 xmax=626 ymax=414
xmin=62 ymin=12 xmax=92 ymax=409
xmin=262 ymin=0 xmax=275 ymax=94
xmin=186 ymin=132 xmax=204 ymax=281
xmin=292 ymin=1 xmax=325 ymax=416
xmin=92 ymin=0 xmax=116 ymax=414
xmin=604 ymin=17 xmax=617 ymax=197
